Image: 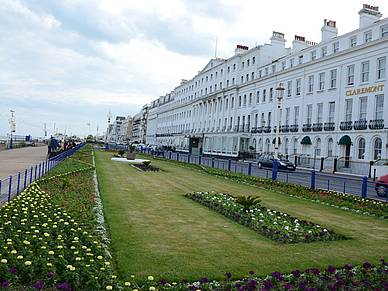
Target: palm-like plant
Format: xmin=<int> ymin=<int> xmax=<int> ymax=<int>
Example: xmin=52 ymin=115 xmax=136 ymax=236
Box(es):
xmin=234 ymin=194 xmax=261 ymax=212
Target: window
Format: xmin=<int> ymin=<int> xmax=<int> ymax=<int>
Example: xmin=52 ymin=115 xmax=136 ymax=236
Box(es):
xmin=269 ymin=88 xmax=273 ymax=102
xmin=285 ymin=108 xmax=290 ymax=126
xmin=251 ymin=72 xmax=254 ymax=80
xmin=382 ymin=26 xmax=388 ymax=37
xmin=308 ymin=76 xmax=314 ymax=93
xmin=226 ymin=80 xmax=229 ymax=87
xmin=374 ymin=138 xmax=383 ymax=159
xmin=321 ymin=47 xmax=327 ymax=57
xmin=350 ymin=37 xmax=357 ymax=47
xmin=296 ymin=79 xmax=301 ymax=95
xmin=272 ymin=65 xmax=276 ymax=73
xmin=287 ymin=81 xmax=292 ymax=97
xmin=225 ymin=99 xmax=228 ymax=110
xmin=359 ymin=97 xmax=367 ymax=120
xmin=378 ymin=58 xmax=386 ymax=79
xmin=319 ymin=73 xmax=325 ymax=90
xmin=361 ymin=62 xmax=369 ymax=83
xmin=328 ymin=102 xmax=335 ymax=123
xmin=231 ymin=97 xmax=234 ymax=109
xmin=267 ymin=112 xmax=272 ymax=128
xmin=249 ymin=93 xmax=252 ymax=106
xmin=242 ymin=62 xmax=245 ymax=69
xmin=317 ymin=103 xmax=323 ymax=123
xmin=247 ymin=59 xmax=250 ymax=66
xmin=347 ymin=65 xmax=355 ymax=85
xmin=263 ymin=89 xmax=266 ymax=102
xmin=241 ymin=76 xmax=244 ymax=84
xmin=333 ymin=42 xmax=339 ymax=53
xmin=299 ymin=56 xmax=303 ymax=64
xmin=311 ymin=51 xmax=316 ymax=60
xmin=221 ymin=69 xmax=223 ymax=76
xmin=243 ymin=95 xmax=247 ymax=107
xmin=327 ymin=138 xmax=333 ymax=156
xmin=290 ymin=59 xmax=294 ymax=67
xmin=246 ymin=74 xmax=249 ymax=82
xmin=375 ymin=95 xmax=384 ymax=119
xmin=282 ymin=61 xmax=286 ymax=70
xmin=232 ymin=78 xmax=235 ymax=85
xmin=206 ymin=76 xmax=208 ymax=82
xmin=306 ymin=104 xmax=312 ymax=124
xmin=265 ymin=68 xmax=268 ymax=75
xmin=284 ymin=138 xmax=289 ymax=155
xmin=259 ymin=70 xmax=262 ymax=78
xmin=252 ymin=57 xmax=255 ymax=64
xmin=256 ymin=91 xmax=260 ymax=103
xmin=345 ymin=99 xmax=353 ymax=122
xmin=365 ymin=31 xmax=372 ymax=43
xmin=316 ymin=138 xmax=321 ymax=156
xmin=330 ymin=70 xmax=337 ymax=88
xmin=294 ymin=106 xmax=299 ymax=125
xmin=238 ymin=96 xmax=242 ymax=107
xmin=227 ymin=66 xmax=230 ymax=73
xmin=358 ymin=138 xmax=366 ymax=159
xmin=293 ymin=139 xmax=298 ymax=154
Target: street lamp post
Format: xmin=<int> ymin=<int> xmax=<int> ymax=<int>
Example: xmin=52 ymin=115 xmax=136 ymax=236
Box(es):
xmin=260 ymin=119 xmax=266 ymax=156
xmin=272 ymin=83 xmax=284 ymax=180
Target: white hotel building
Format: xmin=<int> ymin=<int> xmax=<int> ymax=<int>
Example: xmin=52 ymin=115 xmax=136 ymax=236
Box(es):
xmin=146 ymin=5 xmax=388 ymax=162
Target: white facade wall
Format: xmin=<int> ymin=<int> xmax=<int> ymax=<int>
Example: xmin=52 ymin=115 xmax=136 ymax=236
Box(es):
xmin=147 ymin=5 xmax=388 ymax=162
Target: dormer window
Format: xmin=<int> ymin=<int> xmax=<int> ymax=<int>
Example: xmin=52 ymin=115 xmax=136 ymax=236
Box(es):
xmin=350 ymin=36 xmax=357 ymax=47
xmin=333 ymin=42 xmax=339 ymax=53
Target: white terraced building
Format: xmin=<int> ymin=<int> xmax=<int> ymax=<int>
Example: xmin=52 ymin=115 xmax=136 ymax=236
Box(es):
xmin=146 ymin=4 xmax=388 ymax=166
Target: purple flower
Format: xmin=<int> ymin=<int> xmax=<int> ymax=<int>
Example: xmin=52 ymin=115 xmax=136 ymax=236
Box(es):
xmin=235 ymin=283 xmax=242 ymax=288
xmin=291 ymin=270 xmax=301 ymax=278
xmin=326 ymin=266 xmax=336 ymax=274
xmin=282 ymin=284 xmax=292 ymax=290
xmin=58 ymin=283 xmax=71 ymax=291
xmin=363 ymin=262 xmax=372 ymax=269
xmin=180 ymin=279 xmax=187 ymax=284
xmin=249 ymin=270 xmax=255 ymax=275
xmin=344 ymin=264 xmax=353 ymax=270
xmin=225 ymin=272 xmax=232 ymax=278
xmin=159 ymin=279 xmax=167 ymax=285
xmin=33 ymin=281 xmax=44 ymax=290
xmin=10 ymin=267 xmax=17 ymax=273
xmin=1 ymin=282 xmax=9 ymax=287
xmin=49 ymin=272 xmax=53 ymax=278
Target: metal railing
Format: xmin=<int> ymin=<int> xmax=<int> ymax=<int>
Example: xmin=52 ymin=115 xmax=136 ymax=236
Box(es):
xmin=0 ymin=144 xmax=85 ymax=206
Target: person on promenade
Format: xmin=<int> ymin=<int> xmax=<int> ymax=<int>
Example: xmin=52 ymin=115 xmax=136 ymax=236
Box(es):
xmin=47 ymin=137 xmax=53 ymax=159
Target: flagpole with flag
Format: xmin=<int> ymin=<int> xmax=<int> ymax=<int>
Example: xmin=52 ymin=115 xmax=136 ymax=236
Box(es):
xmin=87 ymin=123 xmax=91 ymax=133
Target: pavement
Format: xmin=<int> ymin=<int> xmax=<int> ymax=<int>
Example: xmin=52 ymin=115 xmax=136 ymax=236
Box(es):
xmin=0 ymin=146 xmax=48 ymax=181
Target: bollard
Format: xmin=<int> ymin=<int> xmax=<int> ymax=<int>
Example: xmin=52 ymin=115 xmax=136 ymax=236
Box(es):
xmin=361 ymin=176 xmax=368 ymax=198
xmin=248 ymin=162 xmax=252 ymax=175
xmin=311 ymin=170 xmax=316 ymax=189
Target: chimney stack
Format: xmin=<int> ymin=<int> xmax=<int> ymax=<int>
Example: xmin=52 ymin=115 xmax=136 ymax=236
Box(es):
xmin=321 ymin=19 xmax=338 ymax=43
xmin=359 ymin=4 xmax=382 ymax=29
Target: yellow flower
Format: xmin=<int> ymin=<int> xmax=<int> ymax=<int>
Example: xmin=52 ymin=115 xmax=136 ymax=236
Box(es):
xmin=105 ymin=262 xmax=110 ymax=266
xmin=97 ymin=256 xmax=103 ymax=259
xmin=111 ymin=275 xmax=117 ymax=279
xmin=11 ymin=250 xmax=17 ymax=254
xmin=106 ymin=286 xmax=112 ymax=290
xmin=149 ymin=287 xmax=155 ymax=291
xmin=17 ymin=255 xmax=23 ymax=259
xmin=48 ymin=251 xmax=54 ymax=255
xmin=25 ymin=261 xmax=32 ymax=266
xmin=148 ymin=276 xmax=154 ymax=281
xmin=1 ymin=259 xmax=7 ymax=263
xmin=124 ymin=282 xmax=131 ymax=286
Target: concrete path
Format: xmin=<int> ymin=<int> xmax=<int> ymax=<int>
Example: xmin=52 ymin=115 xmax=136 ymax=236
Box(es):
xmin=0 ymin=146 xmax=48 ymax=180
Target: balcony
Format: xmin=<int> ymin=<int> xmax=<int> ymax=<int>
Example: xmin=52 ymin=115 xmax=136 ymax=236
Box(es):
xmin=369 ymin=119 xmax=384 ymax=129
xmin=281 ymin=125 xmax=290 ymax=132
xmin=354 ymin=120 xmax=367 ymax=130
xmin=302 ymin=124 xmax=312 ymax=132
xmin=289 ymin=124 xmax=298 ymax=132
xmin=340 ymin=121 xmax=352 ymax=130
xmin=263 ymin=126 xmax=271 ymax=133
xmin=324 ymin=122 xmax=335 ymax=131
xmin=312 ymin=123 xmax=323 ymax=131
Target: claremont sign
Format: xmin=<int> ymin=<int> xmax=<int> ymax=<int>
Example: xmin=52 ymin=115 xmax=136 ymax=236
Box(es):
xmin=346 ymin=84 xmax=384 ymax=96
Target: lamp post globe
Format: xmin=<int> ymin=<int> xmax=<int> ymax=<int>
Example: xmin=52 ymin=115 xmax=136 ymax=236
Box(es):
xmin=272 ymin=83 xmax=285 ymax=180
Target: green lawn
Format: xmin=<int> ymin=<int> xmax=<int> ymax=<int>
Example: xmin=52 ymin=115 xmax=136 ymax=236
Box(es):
xmin=94 ymin=150 xmax=388 ymax=282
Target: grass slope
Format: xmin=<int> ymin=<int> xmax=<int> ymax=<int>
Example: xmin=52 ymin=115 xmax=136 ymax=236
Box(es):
xmin=94 ymin=150 xmax=388 ymax=282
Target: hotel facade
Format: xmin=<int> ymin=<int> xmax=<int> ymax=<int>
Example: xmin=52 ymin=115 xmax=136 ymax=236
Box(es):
xmin=146 ymin=5 xmax=388 ymax=163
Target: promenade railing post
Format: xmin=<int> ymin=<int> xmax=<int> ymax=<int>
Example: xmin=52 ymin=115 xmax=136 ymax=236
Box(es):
xmin=361 ymin=176 xmax=368 ymax=198
xmin=188 ymin=154 xmax=190 ymax=163
xmin=30 ymin=167 xmax=33 ymax=184
xmin=177 ymin=152 xmax=179 ymax=161
xmin=311 ymin=170 xmax=316 ymax=189
xmin=24 ymin=169 xmax=27 ymax=190
xmin=8 ymin=175 xmax=12 ymax=202
xmin=17 ymin=172 xmax=21 ymax=196
xmin=199 ymin=155 xmax=202 ymax=165
xmin=228 ymin=159 xmax=231 ymax=171
xmin=248 ymin=162 xmax=252 ymax=175
xmin=212 ymin=157 xmax=214 ymax=168
xmin=169 ymin=151 xmax=172 ymax=160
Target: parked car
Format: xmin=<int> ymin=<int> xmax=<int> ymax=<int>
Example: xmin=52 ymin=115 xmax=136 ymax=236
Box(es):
xmin=375 ymin=174 xmax=388 ymax=197
xmin=257 ymin=154 xmax=296 ymax=171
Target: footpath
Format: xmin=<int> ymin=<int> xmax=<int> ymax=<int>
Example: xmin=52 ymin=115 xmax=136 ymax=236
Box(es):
xmin=0 ymin=146 xmax=48 ymax=181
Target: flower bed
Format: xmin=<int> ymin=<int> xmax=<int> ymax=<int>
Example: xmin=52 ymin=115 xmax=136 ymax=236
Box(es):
xmin=132 ymin=164 xmax=160 ymax=172
xmin=185 ymin=191 xmax=344 ymax=244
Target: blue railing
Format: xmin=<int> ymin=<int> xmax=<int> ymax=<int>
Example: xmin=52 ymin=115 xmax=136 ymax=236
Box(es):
xmin=104 ymin=144 xmax=387 ymax=203
xmin=0 ymin=144 xmax=85 ymax=206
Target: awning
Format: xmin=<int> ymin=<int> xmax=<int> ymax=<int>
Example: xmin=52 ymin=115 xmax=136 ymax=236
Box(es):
xmin=272 ymin=137 xmax=281 ymax=144
xmin=339 ymin=135 xmax=351 ymax=145
xmin=301 ymin=136 xmax=312 ymax=145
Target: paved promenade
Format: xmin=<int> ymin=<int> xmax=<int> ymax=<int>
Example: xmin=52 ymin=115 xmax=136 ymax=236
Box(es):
xmin=0 ymin=146 xmax=48 ymax=181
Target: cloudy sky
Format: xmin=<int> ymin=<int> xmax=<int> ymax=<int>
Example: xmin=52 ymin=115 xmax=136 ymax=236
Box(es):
xmin=1 ymin=0 xmax=387 ymax=139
